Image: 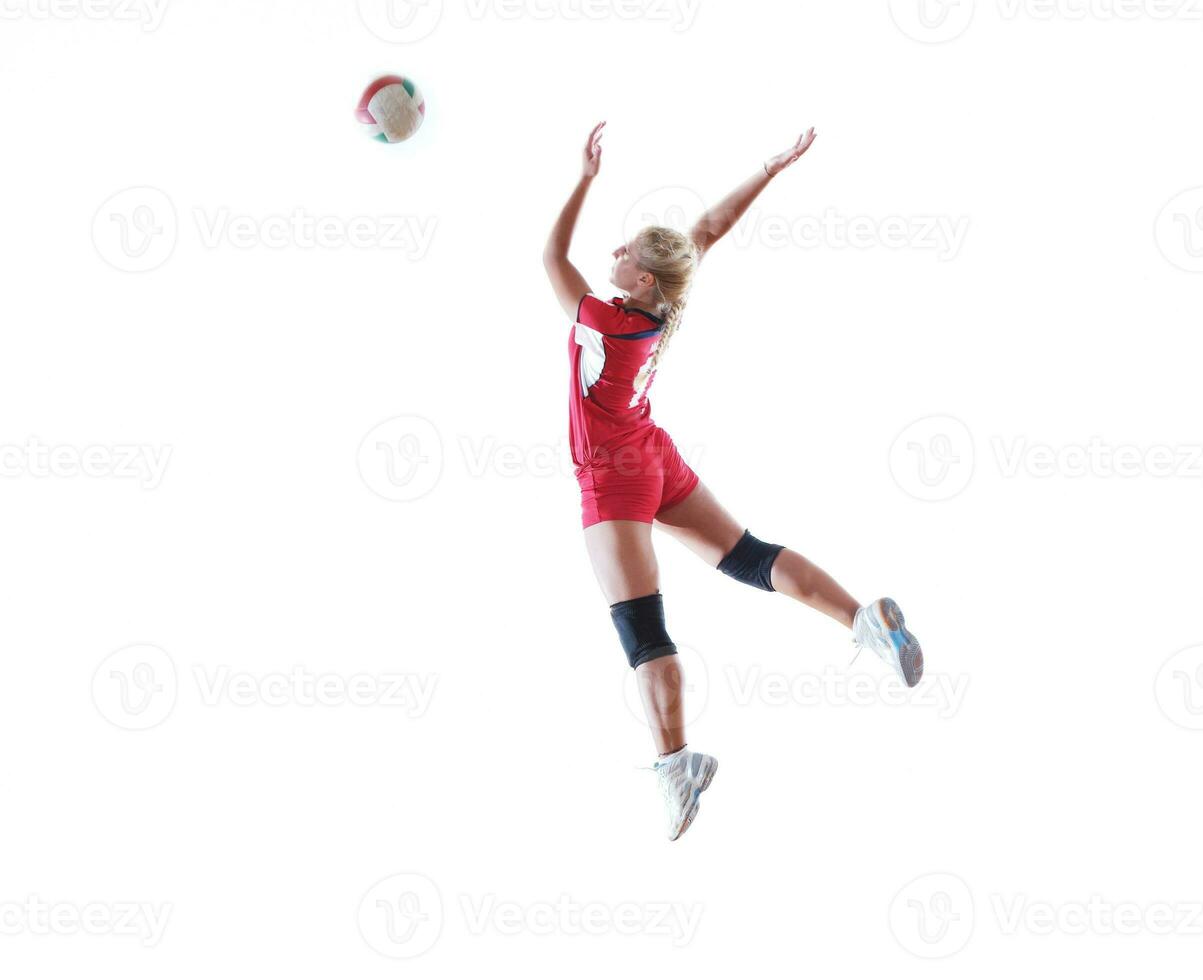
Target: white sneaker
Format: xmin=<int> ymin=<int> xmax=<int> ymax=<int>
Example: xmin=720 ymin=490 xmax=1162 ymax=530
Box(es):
xmin=853 ymin=597 xmax=924 ymax=688
xmin=653 ymin=747 xmax=718 ymax=841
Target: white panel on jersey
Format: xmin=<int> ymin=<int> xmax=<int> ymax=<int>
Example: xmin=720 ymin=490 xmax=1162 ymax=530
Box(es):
xmin=575 ymin=323 xmax=606 ymax=394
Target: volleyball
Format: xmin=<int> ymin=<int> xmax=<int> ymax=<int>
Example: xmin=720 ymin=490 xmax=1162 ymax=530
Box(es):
xmin=356 ymin=75 xmax=425 ymax=144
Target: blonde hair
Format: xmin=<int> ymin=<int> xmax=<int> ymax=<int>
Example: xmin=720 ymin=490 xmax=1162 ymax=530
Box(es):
xmin=629 ymin=226 xmax=700 ymax=407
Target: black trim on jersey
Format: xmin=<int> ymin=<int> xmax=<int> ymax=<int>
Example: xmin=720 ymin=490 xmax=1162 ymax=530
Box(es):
xmin=604 ymin=327 xmax=662 ymax=340
xmin=576 ymin=293 xmax=666 ymax=341
xmin=624 ymin=306 xmax=665 ymax=325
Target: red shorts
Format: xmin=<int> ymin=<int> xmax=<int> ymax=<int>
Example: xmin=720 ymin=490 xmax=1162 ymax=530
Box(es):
xmin=575 ymin=426 xmax=700 ymax=529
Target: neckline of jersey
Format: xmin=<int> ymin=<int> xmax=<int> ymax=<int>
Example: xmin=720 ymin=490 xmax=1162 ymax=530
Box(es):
xmin=615 ymin=298 xmax=665 ymax=325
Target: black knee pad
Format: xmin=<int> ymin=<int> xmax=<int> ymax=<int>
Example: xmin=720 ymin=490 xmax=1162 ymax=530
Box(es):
xmin=717 ymin=530 xmax=785 ymax=592
xmin=610 ymin=593 xmax=677 ymax=670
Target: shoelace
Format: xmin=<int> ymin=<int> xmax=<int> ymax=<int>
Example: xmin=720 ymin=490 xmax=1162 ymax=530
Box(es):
xmin=848 ymin=611 xmax=865 ymax=667
xmin=636 ymin=746 xmax=688 ymax=774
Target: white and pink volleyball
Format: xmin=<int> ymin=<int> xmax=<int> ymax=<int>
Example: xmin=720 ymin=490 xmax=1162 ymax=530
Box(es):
xmin=356 ymin=75 xmax=426 ymax=144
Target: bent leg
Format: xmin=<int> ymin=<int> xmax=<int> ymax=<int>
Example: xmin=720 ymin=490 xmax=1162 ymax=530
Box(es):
xmin=652 ymin=482 xmax=744 ymax=565
xmin=584 ymin=519 xmax=687 ymax=754
xmin=655 ymin=482 xmax=861 ymax=629
xmin=583 ymin=519 xmax=661 ymax=604
xmin=769 ymin=548 xmax=860 ymax=629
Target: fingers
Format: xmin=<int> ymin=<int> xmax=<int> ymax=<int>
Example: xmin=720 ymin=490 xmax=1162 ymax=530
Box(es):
xmin=785 ymin=128 xmax=817 ymax=164
xmin=583 ymin=122 xmax=606 ymax=169
xmin=587 ymin=120 xmax=607 ymax=151
xmin=770 ymin=127 xmax=817 ymax=174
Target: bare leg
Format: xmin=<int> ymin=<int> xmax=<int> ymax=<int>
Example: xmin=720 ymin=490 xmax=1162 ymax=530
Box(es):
xmin=583 ymin=519 xmax=686 ymax=755
xmin=634 ymin=657 xmax=687 ymax=755
xmin=767 ymin=549 xmax=860 ymax=629
xmin=655 ymin=482 xmax=861 ymax=629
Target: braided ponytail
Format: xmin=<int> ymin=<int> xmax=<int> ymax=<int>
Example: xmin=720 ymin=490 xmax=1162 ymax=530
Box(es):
xmin=628 ymin=227 xmax=699 ymax=408
xmin=631 ymin=298 xmax=685 ymax=406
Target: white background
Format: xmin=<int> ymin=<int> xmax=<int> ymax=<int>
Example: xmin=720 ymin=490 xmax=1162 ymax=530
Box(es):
xmin=2 ymin=0 xmax=1202 ymax=975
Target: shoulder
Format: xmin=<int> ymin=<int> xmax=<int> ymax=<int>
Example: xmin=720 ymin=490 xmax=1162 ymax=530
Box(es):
xmin=577 ymin=294 xmax=664 ymax=336
xmin=576 ymin=293 xmax=623 ymax=326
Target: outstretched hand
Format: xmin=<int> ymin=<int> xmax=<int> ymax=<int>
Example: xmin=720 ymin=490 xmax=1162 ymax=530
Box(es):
xmin=765 ymin=127 xmax=817 ymax=177
xmin=582 ymin=121 xmax=605 ymax=178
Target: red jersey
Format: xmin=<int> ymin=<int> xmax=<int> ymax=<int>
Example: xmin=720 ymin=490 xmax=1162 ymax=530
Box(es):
xmin=567 ymin=294 xmax=665 ymax=468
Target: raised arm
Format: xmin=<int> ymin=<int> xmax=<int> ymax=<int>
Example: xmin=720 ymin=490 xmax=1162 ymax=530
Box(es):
xmin=543 ymin=121 xmax=606 ymax=319
xmin=690 ymin=127 xmax=817 ymax=259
